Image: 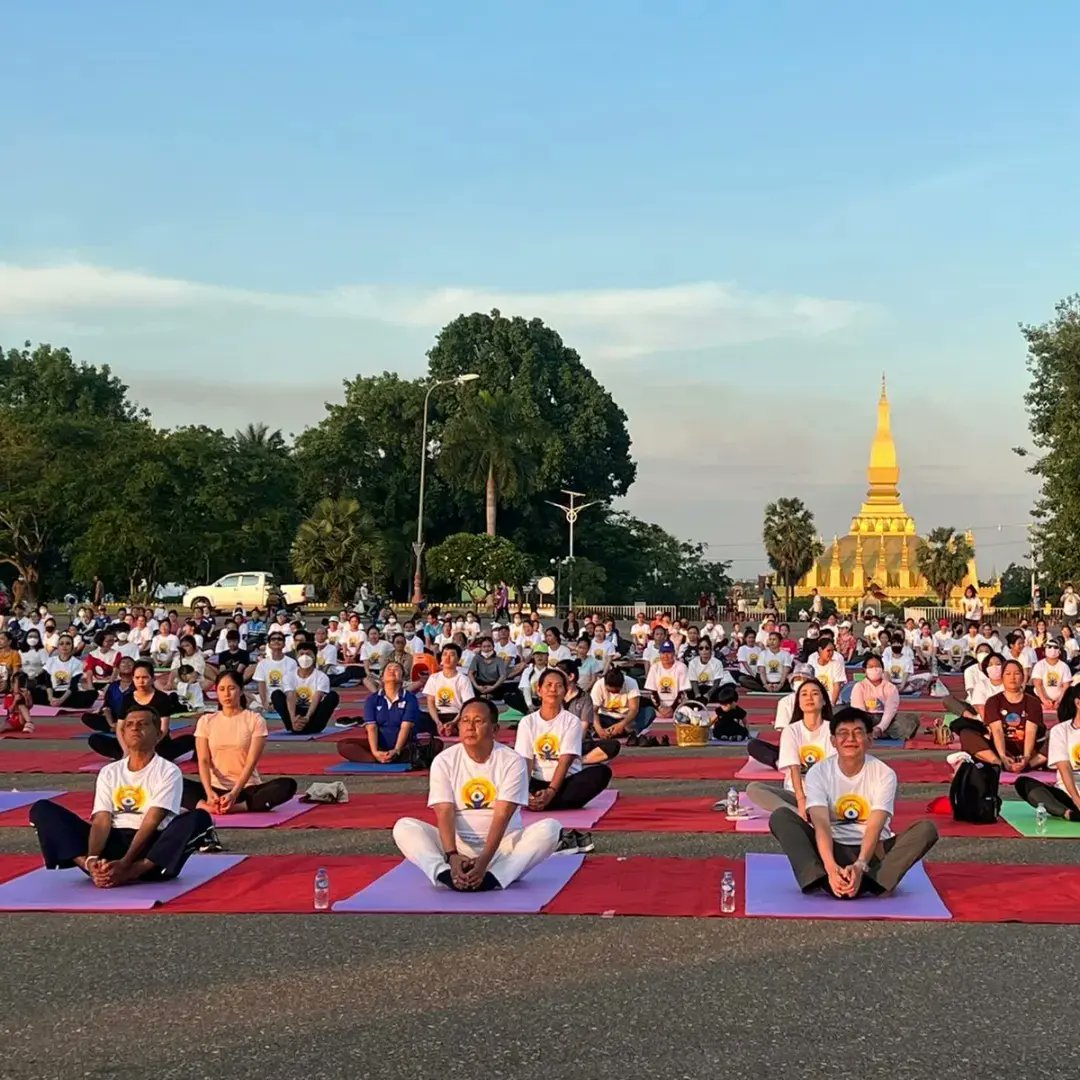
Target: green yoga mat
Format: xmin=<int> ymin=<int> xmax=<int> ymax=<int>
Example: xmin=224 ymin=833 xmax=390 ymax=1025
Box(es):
xmin=498 ymin=708 xmax=523 ymax=723
xmin=1000 ymin=801 xmax=1080 ymax=838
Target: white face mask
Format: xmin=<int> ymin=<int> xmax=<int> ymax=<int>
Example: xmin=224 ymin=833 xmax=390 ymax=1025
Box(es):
xmin=26 ymin=636 xmax=40 ymax=647
xmin=118 ymin=632 xmax=129 ymax=642
xmin=807 ymin=629 xmax=819 ymax=639
xmin=298 ymin=655 xmax=314 ymax=670
xmin=866 ymin=667 xmax=883 ymax=682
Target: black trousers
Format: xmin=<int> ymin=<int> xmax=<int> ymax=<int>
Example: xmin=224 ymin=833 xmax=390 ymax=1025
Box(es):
xmin=82 ymin=711 xmax=113 ymax=733
xmin=89 ymin=731 xmax=196 ymax=762
xmin=529 ymin=765 xmax=611 ymax=810
xmin=29 ymin=799 xmax=212 ymax=879
xmin=686 ymin=682 xmax=729 ymax=704
xmin=473 ymin=682 xmax=506 ymax=701
xmin=582 ymin=737 xmax=621 ymax=761
xmin=270 ymin=688 xmax=339 ymax=734
xmin=32 ymin=685 xmax=98 ymax=708
xmin=502 ymin=688 xmax=530 ymax=715
xmin=328 ymin=671 xmax=353 ymax=687
xmin=747 ymin=737 xmax=780 ymax=769
xmin=1016 ymin=776 xmax=1080 ymax=818
xmin=180 ymin=776 xmax=298 ymax=812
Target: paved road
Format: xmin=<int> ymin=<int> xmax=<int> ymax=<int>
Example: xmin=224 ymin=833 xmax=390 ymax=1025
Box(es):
xmin=0 ymin=747 xmax=1075 ymax=1080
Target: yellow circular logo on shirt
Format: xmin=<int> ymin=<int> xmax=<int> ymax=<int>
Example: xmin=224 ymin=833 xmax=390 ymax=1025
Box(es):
xmin=268 ymin=669 xmax=283 ymax=688
xmin=535 ymin=732 xmax=562 ymax=761
xmin=436 ymin=688 xmax=454 ymax=708
xmin=659 ymin=676 xmax=674 ymax=693
xmin=864 ymin=697 xmax=879 ymax=712
xmin=113 ymin=785 xmax=146 ymax=814
xmin=835 ymin=793 xmax=870 ymax=823
xmin=461 ymin=777 xmax=496 ymax=810
xmin=799 ymin=744 xmax=824 ymax=768
xmin=1070 ymin=743 xmax=1080 ymax=770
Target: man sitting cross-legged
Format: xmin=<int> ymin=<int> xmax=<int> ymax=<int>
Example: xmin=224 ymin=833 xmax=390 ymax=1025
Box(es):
xmin=269 ymin=642 xmax=340 ymax=735
xmin=768 ymin=707 xmax=939 ymax=897
xmin=589 ymin=667 xmax=656 ymax=743
xmin=392 ymin=698 xmax=561 ymax=891
xmin=422 ymin=642 xmax=475 ymax=737
xmin=29 ymin=709 xmax=213 ymax=885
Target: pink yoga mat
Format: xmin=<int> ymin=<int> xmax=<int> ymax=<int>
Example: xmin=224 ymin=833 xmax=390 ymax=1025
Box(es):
xmin=0 ymin=790 xmax=63 ymax=813
xmin=211 ymin=797 xmax=315 ymax=829
xmin=333 ymin=854 xmax=585 ymax=914
xmin=0 ymin=853 xmax=245 ymax=911
xmin=522 ymin=789 xmax=618 ymax=829
xmin=735 ymin=758 xmax=782 ymax=781
xmin=999 ymin=769 xmax=1056 ymax=786
xmin=744 ymin=853 xmax=950 ymax=920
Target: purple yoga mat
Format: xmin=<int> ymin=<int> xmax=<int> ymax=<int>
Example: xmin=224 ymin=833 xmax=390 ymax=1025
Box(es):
xmin=211 ymin=796 xmax=314 ymax=829
xmin=0 ymin=853 xmax=245 ymax=911
xmin=265 ymin=727 xmax=339 ymax=742
xmin=334 ymin=853 xmax=585 ymax=914
xmin=0 ymin=789 xmax=63 ymax=812
xmin=735 ymin=811 xmax=772 ymax=834
xmin=735 ymin=758 xmax=782 ymax=781
xmin=80 ymin=750 xmax=194 ymax=772
xmin=522 ymin=789 xmax=618 ymax=829
xmin=999 ymin=769 xmax=1056 ymax=786
xmin=744 ymin=853 xmax=951 ymax=920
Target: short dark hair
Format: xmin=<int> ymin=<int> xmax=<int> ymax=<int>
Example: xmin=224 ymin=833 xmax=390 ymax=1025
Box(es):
xmin=440 ymin=642 xmax=461 ymax=659
xmin=829 ymin=706 xmax=872 ymax=735
xmin=715 ymin=683 xmax=739 ymax=705
xmin=538 ymin=667 xmax=567 ymax=690
xmin=604 ymin=667 xmax=625 ymax=688
xmin=556 ymin=658 xmax=579 ymax=680
xmin=132 ymin=658 xmax=155 ymax=678
xmin=461 ymin=697 xmax=498 ymax=725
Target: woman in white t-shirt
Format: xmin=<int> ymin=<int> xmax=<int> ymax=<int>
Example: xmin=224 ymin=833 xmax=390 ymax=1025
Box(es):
xmin=962 ymin=586 xmax=983 ymax=627
xmin=19 ymin=629 xmax=49 ymax=691
xmin=747 ymin=676 xmax=831 ymax=777
xmin=1031 ymin=640 xmax=1072 ymax=709
xmin=542 ymin=627 xmax=573 ymax=667
xmin=1015 ymin=683 xmax=1080 ymax=820
xmin=514 ymin=667 xmax=611 ymax=810
xmin=43 ymin=635 xmax=98 ymax=708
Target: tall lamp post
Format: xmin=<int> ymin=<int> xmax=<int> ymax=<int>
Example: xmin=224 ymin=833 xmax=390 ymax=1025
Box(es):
xmin=545 ymin=489 xmax=599 ymax=613
xmin=411 ymin=372 xmax=480 ymax=605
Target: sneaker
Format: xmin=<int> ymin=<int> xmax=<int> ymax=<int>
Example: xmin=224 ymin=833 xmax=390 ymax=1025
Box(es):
xmin=197 ymin=827 xmax=224 ymax=854
xmin=574 ymin=830 xmax=595 ymax=853
xmin=333 ymin=716 xmax=363 ymax=728
xmin=554 ymin=827 xmax=578 ymax=855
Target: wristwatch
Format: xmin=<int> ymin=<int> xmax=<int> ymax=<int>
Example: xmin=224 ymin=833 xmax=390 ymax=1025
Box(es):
xmin=854 ymin=858 xmax=870 ymax=873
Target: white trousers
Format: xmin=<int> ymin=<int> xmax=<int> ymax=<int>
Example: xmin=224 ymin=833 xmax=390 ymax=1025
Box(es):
xmin=392 ymin=817 xmax=561 ymax=888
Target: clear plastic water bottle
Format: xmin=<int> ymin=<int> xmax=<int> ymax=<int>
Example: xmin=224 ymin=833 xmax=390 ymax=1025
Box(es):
xmin=1035 ymin=804 xmax=1048 ymax=836
xmin=314 ymin=866 xmax=330 ymax=911
xmin=721 ymin=870 xmax=736 ymax=913
xmin=726 ymin=787 xmax=739 ymax=816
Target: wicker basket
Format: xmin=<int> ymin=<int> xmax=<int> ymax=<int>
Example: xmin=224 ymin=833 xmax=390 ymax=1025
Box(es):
xmin=673 ymin=717 xmax=711 ymax=746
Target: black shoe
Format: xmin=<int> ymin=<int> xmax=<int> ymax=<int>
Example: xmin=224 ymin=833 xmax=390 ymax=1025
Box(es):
xmin=333 ymin=716 xmax=363 ymax=728
xmin=574 ymin=830 xmax=595 ymax=853
xmin=197 ymin=827 xmax=224 ymax=854
xmin=555 ymin=828 xmax=578 ymax=854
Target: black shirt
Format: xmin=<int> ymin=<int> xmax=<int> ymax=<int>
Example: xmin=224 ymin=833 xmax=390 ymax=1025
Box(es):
xmin=119 ymin=688 xmax=182 ymax=718
xmin=215 ymin=647 xmax=251 ymax=674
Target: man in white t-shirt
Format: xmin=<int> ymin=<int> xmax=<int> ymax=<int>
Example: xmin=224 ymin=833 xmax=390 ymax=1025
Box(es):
xmin=644 ymin=642 xmax=690 ymax=718
xmin=590 ymin=668 xmax=655 ymax=738
xmin=422 ymin=643 xmax=475 ymax=735
xmin=271 ymin=643 xmax=340 ymax=734
xmin=629 ymin=613 xmax=651 ymax=653
xmin=1031 ymin=640 xmax=1072 ymax=709
xmin=254 ymin=631 xmax=299 ymax=710
xmin=687 ymin=639 xmax=734 ymax=702
xmin=392 ymin=698 xmax=561 ymax=890
xmin=807 ymin=640 xmax=847 ymax=705
xmin=768 ymin=707 xmax=939 ymax=898
xmin=29 ymin=709 xmax=213 ymax=883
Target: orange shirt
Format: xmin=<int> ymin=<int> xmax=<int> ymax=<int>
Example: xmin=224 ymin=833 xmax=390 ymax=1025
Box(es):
xmin=194 ymin=709 xmax=267 ymax=790
xmin=0 ymin=649 xmax=21 ymax=674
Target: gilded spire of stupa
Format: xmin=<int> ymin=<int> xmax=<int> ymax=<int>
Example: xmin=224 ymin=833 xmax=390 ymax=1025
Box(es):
xmin=851 ymin=376 xmax=914 ymax=534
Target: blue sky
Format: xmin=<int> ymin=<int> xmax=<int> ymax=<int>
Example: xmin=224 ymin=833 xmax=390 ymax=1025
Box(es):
xmin=3 ymin=1 xmax=1074 ymax=576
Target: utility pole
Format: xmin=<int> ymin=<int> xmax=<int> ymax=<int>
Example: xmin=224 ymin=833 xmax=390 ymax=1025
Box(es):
xmin=545 ymin=489 xmax=599 ymax=612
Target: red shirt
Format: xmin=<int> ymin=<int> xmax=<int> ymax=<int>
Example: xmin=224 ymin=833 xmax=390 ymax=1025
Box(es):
xmin=983 ymin=692 xmax=1044 ymax=755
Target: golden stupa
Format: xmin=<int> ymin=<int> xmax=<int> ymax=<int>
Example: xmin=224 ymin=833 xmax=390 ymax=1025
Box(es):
xmin=795 ymin=377 xmax=988 ymax=606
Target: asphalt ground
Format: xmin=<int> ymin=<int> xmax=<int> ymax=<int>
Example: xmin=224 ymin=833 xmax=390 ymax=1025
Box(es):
xmin=0 ymin=738 xmax=1076 ymax=1080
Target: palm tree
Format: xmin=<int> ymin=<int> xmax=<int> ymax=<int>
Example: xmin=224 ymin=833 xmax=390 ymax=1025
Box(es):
xmin=762 ymin=497 xmax=823 ymax=605
xmin=916 ymin=526 xmax=975 ymax=605
xmin=236 ymin=422 xmax=285 ymax=451
xmin=291 ymin=497 xmax=385 ymax=605
xmin=436 ymin=389 xmax=546 ymax=536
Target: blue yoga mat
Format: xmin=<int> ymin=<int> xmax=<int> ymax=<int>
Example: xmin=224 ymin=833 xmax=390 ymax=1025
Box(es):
xmin=325 ymin=761 xmax=413 ymax=774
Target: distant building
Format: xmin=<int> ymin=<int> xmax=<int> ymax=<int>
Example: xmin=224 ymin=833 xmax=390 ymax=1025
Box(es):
xmin=796 ymin=378 xmax=993 ymax=609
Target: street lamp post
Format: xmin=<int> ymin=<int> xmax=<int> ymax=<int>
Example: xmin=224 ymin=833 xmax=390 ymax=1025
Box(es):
xmin=545 ymin=489 xmax=599 ymax=613
xmin=411 ymin=372 xmax=479 ymax=606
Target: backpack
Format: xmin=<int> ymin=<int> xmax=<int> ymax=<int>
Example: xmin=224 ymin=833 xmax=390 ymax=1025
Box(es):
xmin=949 ymin=760 xmax=1001 ymax=824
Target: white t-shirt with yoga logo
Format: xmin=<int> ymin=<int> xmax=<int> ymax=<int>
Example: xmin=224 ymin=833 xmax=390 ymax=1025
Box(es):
xmin=254 ymin=654 xmax=298 ymax=692
xmin=644 ymin=661 xmax=691 ymax=707
xmin=93 ymin=754 xmax=182 ymax=831
xmin=757 ymin=648 xmax=791 ymax=687
xmin=428 ymin=742 xmax=528 ymax=848
xmin=687 ymin=656 xmax=731 ymax=687
xmin=514 ymin=708 xmax=583 ymax=782
xmin=737 ymin=644 xmax=762 ymax=672
xmin=1032 ymin=659 xmax=1072 ymax=703
xmin=44 ymin=655 xmax=83 ymax=692
xmin=589 ymin=639 xmax=616 ymax=665
xmin=284 ymin=668 xmax=331 ymax=715
xmin=1048 ymin=722 xmax=1080 ymax=794
xmin=804 ymin=754 xmax=896 ymax=844
xmin=422 ymin=671 xmax=475 ymax=716
xmin=590 ymin=675 xmax=640 ymax=719
xmin=776 ymin=721 xmax=836 ymax=791
xmin=808 ymin=654 xmax=847 ymax=694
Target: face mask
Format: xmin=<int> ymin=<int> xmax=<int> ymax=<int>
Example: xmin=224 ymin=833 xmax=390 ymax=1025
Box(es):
xmin=38 ymin=607 xmax=48 ymax=617
xmin=26 ymin=636 xmax=39 ymax=647
xmin=987 ymin=664 xmax=1003 ymax=680
xmin=866 ymin=667 xmax=883 ymax=682
xmin=118 ymin=632 xmax=129 ymax=642
xmin=976 ymin=653 xmax=989 ymax=665
xmin=807 ymin=629 xmax=819 ymax=639
xmin=298 ymin=655 xmax=314 ymax=670
xmin=481 ymin=648 xmax=493 ymax=657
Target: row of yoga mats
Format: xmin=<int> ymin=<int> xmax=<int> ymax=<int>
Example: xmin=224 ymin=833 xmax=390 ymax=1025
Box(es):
xmin=0 ymin=788 xmax=1072 ymax=839
xmin=0 ymin=851 xmax=1078 ymax=921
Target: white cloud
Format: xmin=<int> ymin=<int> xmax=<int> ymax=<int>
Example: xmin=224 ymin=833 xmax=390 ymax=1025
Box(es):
xmin=0 ymin=262 xmax=874 ymax=360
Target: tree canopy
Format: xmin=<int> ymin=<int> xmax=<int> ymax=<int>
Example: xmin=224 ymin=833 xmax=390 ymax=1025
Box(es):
xmin=915 ymin=527 xmax=974 ymax=604
xmin=762 ymin=497 xmax=823 ymax=602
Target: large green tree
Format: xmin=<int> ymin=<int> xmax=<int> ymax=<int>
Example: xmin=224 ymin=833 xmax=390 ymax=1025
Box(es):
xmin=291 ymin=497 xmax=386 ymax=605
xmin=916 ymin=526 xmax=974 ymax=604
xmin=992 ymin=561 xmax=1034 ymax=608
xmin=1021 ymin=296 xmax=1080 ymax=590
xmin=437 ymin=388 xmax=546 ymax=535
xmin=426 ymin=533 xmax=533 ymax=602
xmin=762 ymin=497 xmax=823 ymax=604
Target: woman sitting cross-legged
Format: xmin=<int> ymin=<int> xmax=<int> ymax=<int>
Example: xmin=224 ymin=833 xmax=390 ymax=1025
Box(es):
xmin=1016 ymin=684 xmax=1080 ymax=821
xmin=88 ymin=659 xmax=193 ymax=762
xmin=746 ymin=678 xmax=834 ymax=815
xmin=179 ymin=670 xmax=298 ymax=841
xmin=514 ymin=667 xmax=612 ymax=811
xmin=337 ymin=661 xmax=440 ymax=768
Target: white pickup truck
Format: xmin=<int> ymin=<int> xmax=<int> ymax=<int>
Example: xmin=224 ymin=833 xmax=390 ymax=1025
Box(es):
xmin=182 ymin=572 xmax=315 ymax=614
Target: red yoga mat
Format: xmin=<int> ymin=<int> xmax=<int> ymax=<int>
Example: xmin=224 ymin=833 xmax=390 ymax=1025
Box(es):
xmin=927 ymin=862 xmax=1080 ymax=924
xmin=0 ymin=790 xmax=91 ymax=828
xmin=612 ymin=755 xmax=743 ymax=780
xmin=163 ymin=854 xmax=397 ymax=913
xmin=543 ymin=855 xmax=742 ymax=917
xmin=0 ymin=750 xmax=99 ymax=773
